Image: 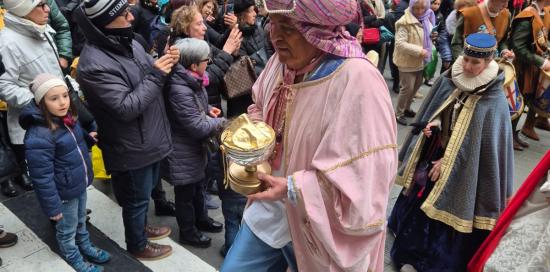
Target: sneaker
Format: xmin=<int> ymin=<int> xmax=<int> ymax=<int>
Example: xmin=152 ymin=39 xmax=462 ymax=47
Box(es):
xmin=0 ymin=229 xmax=18 ymax=248
xmin=131 ymin=242 xmax=172 ymax=261
xmin=72 ymin=260 xmax=104 ymax=272
xmin=80 ymin=245 xmax=111 ymax=264
xmin=145 ymin=225 xmax=172 ymax=240
xmin=400 ymin=264 xmax=417 ymax=272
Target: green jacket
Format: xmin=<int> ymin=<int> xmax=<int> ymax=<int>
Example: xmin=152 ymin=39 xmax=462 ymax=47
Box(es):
xmin=47 ymin=0 xmax=73 ymax=60
xmin=510 ymin=18 xmax=545 ymax=68
xmin=451 ymin=14 xmax=510 ymax=60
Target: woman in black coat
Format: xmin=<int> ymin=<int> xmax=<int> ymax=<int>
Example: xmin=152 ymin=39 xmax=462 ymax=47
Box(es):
xmin=170 ymin=5 xmax=242 ymax=111
xmin=228 ymin=0 xmax=273 ymax=118
xmin=161 ymin=38 xmax=226 ymax=248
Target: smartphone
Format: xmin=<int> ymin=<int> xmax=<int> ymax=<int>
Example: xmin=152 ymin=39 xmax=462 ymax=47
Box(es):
xmin=225 ymin=3 xmax=234 ymax=14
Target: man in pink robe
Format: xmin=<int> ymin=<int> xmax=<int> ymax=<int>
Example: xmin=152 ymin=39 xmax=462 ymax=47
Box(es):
xmin=220 ymin=1 xmax=398 ymax=271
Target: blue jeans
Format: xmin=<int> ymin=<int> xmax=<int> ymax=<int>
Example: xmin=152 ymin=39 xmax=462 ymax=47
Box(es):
xmin=111 ymin=162 xmax=160 ymax=252
xmin=220 ymin=222 xmax=298 ymax=272
xmin=220 ymin=196 xmax=246 ymax=251
xmin=56 ymin=191 xmax=93 ymax=266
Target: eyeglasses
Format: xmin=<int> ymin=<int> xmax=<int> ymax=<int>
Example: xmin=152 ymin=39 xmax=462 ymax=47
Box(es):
xmin=201 ymin=58 xmax=213 ymax=65
xmin=36 ymin=0 xmax=49 ymax=10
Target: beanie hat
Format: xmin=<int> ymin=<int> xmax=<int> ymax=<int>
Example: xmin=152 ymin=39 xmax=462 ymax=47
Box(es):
xmin=4 ymin=0 xmax=41 ymax=17
xmin=29 ymin=74 xmax=68 ymax=104
xmin=234 ymin=0 xmax=255 ymax=14
xmin=84 ymin=0 xmax=129 ymax=28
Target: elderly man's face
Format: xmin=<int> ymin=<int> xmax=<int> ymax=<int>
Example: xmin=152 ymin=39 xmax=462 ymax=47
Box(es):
xmin=462 ymin=55 xmax=491 ymax=77
xmin=269 ymin=14 xmax=322 ymax=70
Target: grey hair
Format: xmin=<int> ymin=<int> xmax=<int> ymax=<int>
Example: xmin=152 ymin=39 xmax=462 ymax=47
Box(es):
xmin=173 ymin=38 xmax=211 ymax=68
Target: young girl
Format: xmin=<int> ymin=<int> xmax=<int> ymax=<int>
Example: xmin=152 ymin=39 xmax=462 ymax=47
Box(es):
xmin=20 ymin=74 xmax=109 ymax=272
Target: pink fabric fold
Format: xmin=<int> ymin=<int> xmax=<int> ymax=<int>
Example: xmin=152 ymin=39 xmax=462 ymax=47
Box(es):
xmin=248 ymin=54 xmax=398 ymax=271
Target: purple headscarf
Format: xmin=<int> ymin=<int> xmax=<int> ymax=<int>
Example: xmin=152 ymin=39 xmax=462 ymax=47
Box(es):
xmin=408 ymin=0 xmax=436 ymax=62
xmin=264 ymin=0 xmax=364 ymax=58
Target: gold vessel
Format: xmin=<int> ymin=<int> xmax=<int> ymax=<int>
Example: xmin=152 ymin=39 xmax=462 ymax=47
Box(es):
xmin=220 ymin=114 xmax=275 ymax=196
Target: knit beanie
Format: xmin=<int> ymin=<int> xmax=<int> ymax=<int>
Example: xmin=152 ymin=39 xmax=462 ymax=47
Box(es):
xmin=29 ymin=74 xmax=68 ymax=104
xmin=234 ymin=0 xmax=255 ymax=14
xmin=4 ymin=0 xmax=41 ymax=17
xmin=84 ymin=0 xmax=129 ymax=28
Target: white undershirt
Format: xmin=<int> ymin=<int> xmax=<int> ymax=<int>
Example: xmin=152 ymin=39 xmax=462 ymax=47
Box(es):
xmin=242 ymin=160 xmax=291 ymax=249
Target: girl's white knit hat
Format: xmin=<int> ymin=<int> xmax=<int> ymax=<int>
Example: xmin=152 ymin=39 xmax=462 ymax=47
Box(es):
xmin=29 ymin=74 xmax=68 ymax=104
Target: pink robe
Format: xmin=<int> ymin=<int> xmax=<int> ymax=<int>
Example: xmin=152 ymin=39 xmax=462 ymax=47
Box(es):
xmin=248 ymin=54 xmax=398 ymax=271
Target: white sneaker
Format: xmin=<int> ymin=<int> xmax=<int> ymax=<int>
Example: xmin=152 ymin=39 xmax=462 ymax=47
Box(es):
xmin=400 ymin=264 xmax=418 ymax=272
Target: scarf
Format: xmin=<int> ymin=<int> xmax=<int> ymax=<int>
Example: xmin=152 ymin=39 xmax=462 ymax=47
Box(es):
xmin=266 ymin=54 xmax=325 ymax=170
xmin=409 ymin=0 xmax=436 ymax=63
xmin=63 ymin=113 xmax=76 ymax=128
xmin=188 ymin=70 xmax=210 ymax=87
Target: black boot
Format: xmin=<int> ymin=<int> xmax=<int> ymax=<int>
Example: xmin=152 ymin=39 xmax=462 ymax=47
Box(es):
xmin=1 ymin=180 xmax=17 ymax=198
xmin=196 ymin=217 xmax=223 ymax=233
xmin=17 ymin=174 xmax=33 ymax=191
xmin=155 ymin=199 xmax=176 ymax=217
xmin=179 ymin=230 xmax=211 ymax=248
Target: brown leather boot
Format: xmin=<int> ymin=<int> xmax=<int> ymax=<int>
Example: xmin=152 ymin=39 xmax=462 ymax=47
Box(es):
xmin=535 ymin=116 xmax=550 ymax=131
xmin=131 ymin=242 xmax=172 ymax=261
xmin=145 ymin=226 xmax=172 ymax=240
xmin=521 ymin=127 xmax=540 ymax=141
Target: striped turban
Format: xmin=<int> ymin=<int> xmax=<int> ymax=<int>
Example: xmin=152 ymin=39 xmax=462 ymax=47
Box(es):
xmin=263 ymin=0 xmax=364 ymax=58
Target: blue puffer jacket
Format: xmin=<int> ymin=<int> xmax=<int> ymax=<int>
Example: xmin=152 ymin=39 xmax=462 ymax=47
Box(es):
xmin=20 ymin=102 xmax=94 ymax=218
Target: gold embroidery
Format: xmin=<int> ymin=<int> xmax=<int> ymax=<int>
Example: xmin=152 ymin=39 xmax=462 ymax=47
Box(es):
xmin=320 ymin=144 xmax=398 ymax=174
xmin=420 ymin=94 xmax=483 ymax=233
xmin=398 ymin=90 xmax=463 ymax=189
xmin=420 ymin=204 xmax=497 ymax=233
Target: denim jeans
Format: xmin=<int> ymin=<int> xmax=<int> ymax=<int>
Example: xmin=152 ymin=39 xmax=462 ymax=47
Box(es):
xmin=220 ymin=222 xmax=298 ymax=272
xmin=210 ymin=151 xmax=247 ymax=250
xmin=56 ymin=191 xmax=93 ymax=267
xmin=111 ymin=162 xmax=160 ymax=252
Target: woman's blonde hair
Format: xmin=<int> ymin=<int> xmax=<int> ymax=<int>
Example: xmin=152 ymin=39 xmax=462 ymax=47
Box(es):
xmin=171 ymin=5 xmax=201 ymax=38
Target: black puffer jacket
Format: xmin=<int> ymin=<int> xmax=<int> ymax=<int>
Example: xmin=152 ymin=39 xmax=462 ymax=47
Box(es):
xmin=74 ymin=6 xmax=172 ymax=172
xmin=239 ymin=24 xmax=273 ymax=76
xmin=161 ymin=65 xmax=225 ymax=185
xmin=206 ymin=43 xmax=233 ymax=110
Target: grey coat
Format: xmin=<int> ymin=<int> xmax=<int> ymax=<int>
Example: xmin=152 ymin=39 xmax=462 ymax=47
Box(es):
xmin=0 ymin=13 xmax=63 ymax=145
xmin=161 ymin=65 xmax=225 ymax=185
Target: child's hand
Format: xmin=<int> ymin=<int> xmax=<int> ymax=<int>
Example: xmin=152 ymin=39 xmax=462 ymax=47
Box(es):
xmin=50 ymin=213 xmax=63 ymax=221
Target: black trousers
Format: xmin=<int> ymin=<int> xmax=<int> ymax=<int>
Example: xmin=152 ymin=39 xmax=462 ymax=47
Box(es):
xmin=174 ymin=180 xmax=208 ymax=236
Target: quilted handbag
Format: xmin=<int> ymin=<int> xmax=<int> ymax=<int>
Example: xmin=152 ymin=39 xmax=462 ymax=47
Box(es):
xmin=224 ymin=56 xmax=257 ymax=99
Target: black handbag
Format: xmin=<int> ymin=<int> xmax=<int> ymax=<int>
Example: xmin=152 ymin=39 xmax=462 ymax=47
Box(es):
xmin=412 ymin=133 xmax=441 ymax=192
xmin=192 ymin=91 xmax=221 ymax=153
